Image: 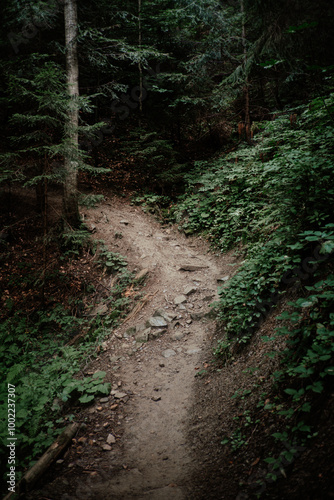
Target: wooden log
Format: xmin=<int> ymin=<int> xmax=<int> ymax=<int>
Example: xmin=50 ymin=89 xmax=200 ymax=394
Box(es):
xmin=3 ymin=422 xmax=80 ymax=499
xmin=179 ymin=264 xmax=208 ymax=271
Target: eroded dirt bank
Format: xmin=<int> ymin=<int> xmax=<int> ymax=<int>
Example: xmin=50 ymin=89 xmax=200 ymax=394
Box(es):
xmin=27 ymin=196 xmax=239 ymax=499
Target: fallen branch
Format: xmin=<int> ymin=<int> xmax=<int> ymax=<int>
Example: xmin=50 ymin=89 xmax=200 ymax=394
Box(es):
xmin=3 ymin=422 xmax=80 ymax=500
xmin=123 ymin=290 xmax=158 ymax=324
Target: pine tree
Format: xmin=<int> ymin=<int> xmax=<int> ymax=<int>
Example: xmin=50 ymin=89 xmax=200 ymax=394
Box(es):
xmin=63 ymin=0 xmax=80 ymax=227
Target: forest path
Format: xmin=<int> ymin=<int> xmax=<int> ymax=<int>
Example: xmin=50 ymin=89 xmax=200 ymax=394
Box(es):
xmin=30 ymin=196 xmax=238 ymax=500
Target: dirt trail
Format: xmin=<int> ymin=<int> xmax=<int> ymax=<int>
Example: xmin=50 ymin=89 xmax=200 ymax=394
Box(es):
xmin=30 ymin=196 xmax=239 ymax=500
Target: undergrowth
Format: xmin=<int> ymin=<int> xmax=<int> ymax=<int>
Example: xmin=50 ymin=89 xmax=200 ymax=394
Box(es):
xmin=0 ymin=230 xmax=136 ymax=488
xmin=174 ymin=92 xmax=334 ymax=494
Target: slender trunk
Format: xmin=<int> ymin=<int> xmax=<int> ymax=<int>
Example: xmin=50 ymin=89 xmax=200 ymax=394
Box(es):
xmin=41 ymin=169 xmax=48 ymax=308
xmin=138 ymin=0 xmax=143 ymax=115
xmin=63 ymin=0 xmax=80 ymax=227
xmin=241 ymin=0 xmax=251 ymax=144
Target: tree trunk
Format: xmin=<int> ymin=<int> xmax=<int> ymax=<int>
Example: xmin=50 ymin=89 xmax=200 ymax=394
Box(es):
xmin=63 ymin=0 xmax=80 ymax=227
xmin=241 ymin=0 xmax=251 ymax=144
xmin=138 ymin=0 xmax=143 ymax=116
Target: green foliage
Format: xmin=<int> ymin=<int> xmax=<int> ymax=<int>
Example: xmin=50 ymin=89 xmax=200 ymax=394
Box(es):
xmin=0 ymin=309 xmax=111 ymax=473
xmin=174 ymin=94 xmax=334 ymax=484
xmin=98 ymin=247 xmax=128 ymax=274
xmin=132 ymin=192 xmax=172 ymax=220
xmin=175 ymin=94 xmax=334 ymax=352
xmin=61 ymin=226 xmax=92 ymax=257
xmin=78 ymin=193 xmax=105 ymax=208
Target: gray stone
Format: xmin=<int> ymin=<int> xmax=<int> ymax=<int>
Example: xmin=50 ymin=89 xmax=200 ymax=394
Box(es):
xmin=146 ymin=316 xmax=168 ymax=328
xmin=126 ymin=326 xmax=136 ymax=336
xmin=99 ymin=397 xmax=109 ymax=403
xmin=102 ymin=444 xmax=112 ymax=451
xmin=217 ymin=275 xmax=230 ymax=283
xmin=153 ymin=309 xmax=176 ymax=322
xmin=112 ymin=391 xmax=127 ymax=399
xmin=179 ymin=264 xmax=208 ymax=271
xmin=120 ymin=220 xmax=129 ymax=225
xmin=162 ymin=349 xmax=176 ymax=358
xmin=148 ymin=328 xmax=167 ymax=340
xmin=184 ymin=286 xmax=197 ymax=296
xmin=91 ymin=303 xmax=108 ymax=316
xmin=174 ymin=295 xmax=187 ymax=305
xmin=107 ymin=434 xmax=116 ymax=445
xmin=190 ymin=312 xmax=205 ymax=321
xmin=203 ymin=294 xmax=215 ymax=302
xmin=135 ymin=328 xmax=150 ymax=342
xmin=185 ymin=347 xmax=201 ymax=355
xmin=136 ymin=323 xmax=147 ymax=333
xmin=110 ymin=355 xmax=121 ymax=363
xmin=172 ymin=331 xmax=186 ymax=341
xmin=152 ymin=396 xmax=161 ymax=402
xmin=135 ymin=268 xmax=149 ymax=281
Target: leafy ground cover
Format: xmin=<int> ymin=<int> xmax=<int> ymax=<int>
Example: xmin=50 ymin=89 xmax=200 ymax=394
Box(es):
xmin=172 ymin=93 xmax=334 ymax=495
xmin=0 ymin=193 xmax=140 ymax=489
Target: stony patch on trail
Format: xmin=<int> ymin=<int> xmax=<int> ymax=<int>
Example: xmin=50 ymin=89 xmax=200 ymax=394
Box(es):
xmin=27 ymin=197 xmax=239 ymax=500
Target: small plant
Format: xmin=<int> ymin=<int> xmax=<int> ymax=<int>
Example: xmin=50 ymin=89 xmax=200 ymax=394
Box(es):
xmin=98 ymin=248 xmax=128 ymax=273
xmin=78 ymin=193 xmax=105 ymax=208
xmin=61 ymin=226 xmax=92 ymax=257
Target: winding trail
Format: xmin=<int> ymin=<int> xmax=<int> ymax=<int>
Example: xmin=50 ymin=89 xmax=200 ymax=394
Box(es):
xmin=30 ymin=196 xmax=238 ymax=500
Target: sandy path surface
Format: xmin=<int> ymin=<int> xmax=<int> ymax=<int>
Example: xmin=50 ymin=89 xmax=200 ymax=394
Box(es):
xmin=28 ymin=196 xmax=238 ymax=500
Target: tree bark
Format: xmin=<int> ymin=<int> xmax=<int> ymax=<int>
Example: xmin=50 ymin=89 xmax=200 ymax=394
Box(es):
xmin=241 ymin=0 xmax=251 ymax=144
xmin=138 ymin=0 xmax=143 ymax=115
xmin=63 ymin=0 xmax=80 ymax=227
xmin=3 ymin=423 xmax=80 ymax=499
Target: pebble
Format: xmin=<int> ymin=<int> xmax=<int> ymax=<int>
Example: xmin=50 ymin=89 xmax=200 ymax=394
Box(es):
xmin=112 ymin=391 xmax=128 ymax=399
xmin=217 ymin=275 xmax=230 ymax=282
xmin=172 ymin=331 xmax=186 ymax=341
xmin=185 ymin=347 xmax=201 ymax=355
xmin=184 ymin=286 xmax=197 ymax=296
xmin=174 ymin=295 xmax=187 ymax=305
xmin=107 ymin=434 xmax=116 ymax=444
xmin=146 ymin=316 xmax=168 ymax=328
xmin=162 ymin=349 xmax=176 ymax=358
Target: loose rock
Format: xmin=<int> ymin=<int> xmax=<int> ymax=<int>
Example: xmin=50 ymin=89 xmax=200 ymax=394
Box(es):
xmin=174 ymin=295 xmax=187 ymax=305
xmin=135 ymin=268 xmax=149 ymax=281
xmin=179 ymin=264 xmax=208 ymax=271
xmin=135 ymin=328 xmax=150 ymax=342
xmin=190 ymin=312 xmax=205 ymax=321
xmin=162 ymin=349 xmax=176 ymax=358
xmin=217 ymin=275 xmax=230 ymax=283
xmin=146 ymin=316 xmax=168 ymax=328
xmin=172 ymin=331 xmax=186 ymax=341
xmin=107 ymin=434 xmax=116 ymax=445
xmin=112 ymin=391 xmax=128 ymax=399
xmin=149 ymin=328 xmax=167 ymax=340
xmin=184 ymin=286 xmax=197 ymax=296
xmin=90 ymin=303 xmax=108 ymax=316
xmin=153 ymin=309 xmax=176 ymax=322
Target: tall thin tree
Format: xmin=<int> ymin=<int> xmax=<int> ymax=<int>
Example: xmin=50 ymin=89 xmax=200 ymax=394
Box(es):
xmin=241 ymin=0 xmax=251 ymax=143
xmin=63 ymin=0 xmax=80 ymax=227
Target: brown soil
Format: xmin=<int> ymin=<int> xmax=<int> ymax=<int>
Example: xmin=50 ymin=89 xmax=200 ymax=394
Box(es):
xmin=26 ymin=195 xmax=240 ymax=499
xmin=19 ymin=194 xmax=334 ymax=500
